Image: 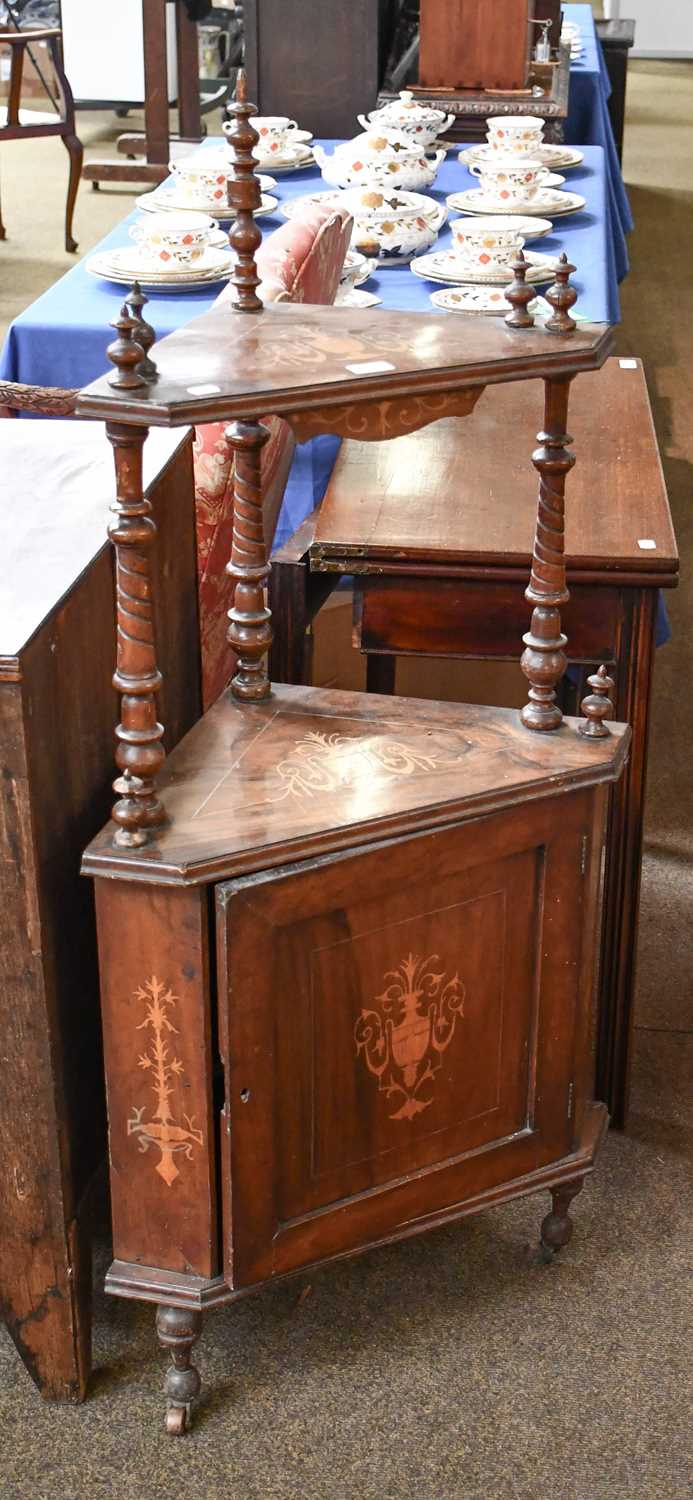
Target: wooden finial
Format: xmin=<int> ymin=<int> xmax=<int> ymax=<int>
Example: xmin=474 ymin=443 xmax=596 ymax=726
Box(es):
xmin=127 ymin=281 xmax=158 ymax=382
xmin=544 ymin=252 xmax=578 ymax=335
xmin=106 ymin=304 xmax=147 ymax=390
xmin=578 ymin=664 xmax=614 ymax=739
xmin=226 ymin=68 xmax=263 ymax=313
xmin=505 ymin=248 xmax=535 ymax=330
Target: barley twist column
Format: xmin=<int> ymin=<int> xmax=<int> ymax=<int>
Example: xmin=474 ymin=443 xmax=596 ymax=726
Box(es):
xmin=226 ymin=418 xmax=272 ymax=700
xmin=521 ymin=377 xmax=575 ymax=731
xmin=106 ymin=422 xmax=166 ymax=844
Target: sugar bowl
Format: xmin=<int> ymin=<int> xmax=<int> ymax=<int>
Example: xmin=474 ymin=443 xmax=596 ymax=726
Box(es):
xmin=357 ymin=90 xmax=455 ymax=147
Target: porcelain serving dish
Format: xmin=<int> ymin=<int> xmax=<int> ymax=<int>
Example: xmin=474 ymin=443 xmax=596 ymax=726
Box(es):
xmin=314 ymin=130 xmax=446 ymax=193
xmin=357 ymin=90 xmax=455 ymax=147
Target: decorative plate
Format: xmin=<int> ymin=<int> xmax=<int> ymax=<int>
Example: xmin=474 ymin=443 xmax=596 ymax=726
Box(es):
xmin=458 ymin=144 xmax=584 ymax=171
xmin=449 ymin=188 xmax=586 ymax=218
xmin=135 ymin=189 xmax=278 ymax=220
xmin=334 ymin=286 xmax=382 ymax=308
xmin=86 ymin=245 xmax=234 ymax=291
xmin=444 ymin=202 xmax=554 ymax=238
xmin=411 ymin=248 xmax=557 ymax=287
xmin=253 ymin=143 xmax=314 ymax=172
xmin=429 ymin=286 xmax=551 ymax=316
xmin=281 ymin=190 xmax=445 ymax=228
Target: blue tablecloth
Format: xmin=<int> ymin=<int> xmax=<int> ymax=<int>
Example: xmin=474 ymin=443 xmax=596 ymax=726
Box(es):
xmin=564 ymin=3 xmax=633 ymax=276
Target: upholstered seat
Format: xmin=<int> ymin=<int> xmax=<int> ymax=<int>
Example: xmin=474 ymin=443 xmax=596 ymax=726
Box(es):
xmin=193 ymin=205 xmax=352 ymax=706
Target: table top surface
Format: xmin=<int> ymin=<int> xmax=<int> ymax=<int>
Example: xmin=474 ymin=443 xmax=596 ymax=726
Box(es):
xmin=311 ymin=357 xmax=677 ymax=580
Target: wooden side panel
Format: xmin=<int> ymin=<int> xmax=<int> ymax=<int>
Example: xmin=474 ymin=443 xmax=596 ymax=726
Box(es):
xmin=94 ymin=881 xmax=218 ymax=1279
xmin=420 ymin=0 xmax=533 ymax=90
xmin=244 ymin=0 xmax=386 ymax=138
xmin=219 ymin=790 xmax=595 ymax=1288
xmin=0 ymin=688 xmax=86 ymax=1399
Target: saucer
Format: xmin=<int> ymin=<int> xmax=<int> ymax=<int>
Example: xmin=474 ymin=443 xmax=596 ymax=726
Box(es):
xmin=334 ymin=286 xmax=381 ymax=308
xmin=293 ymin=129 xmax=314 ymax=144
xmin=86 ymin=245 xmax=234 ymax=291
xmin=253 ymin=143 xmax=314 ymax=172
xmin=136 ymin=189 xmax=278 ymax=220
xmin=444 ymin=202 xmax=553 ymax=238
xmin=458 ymin=144 xmax=584 ymax=171
xmin=430 ymin=286 xmax=552 ymax=316
xmin=341 ymin=251 xmax=378 ymax=286
xmin=411 ymin=248 xmax=557 ymax=287
xmin=450 ymin=187 xmax=586 ymax=218
xmin=281 ymin=189 xmax=446 ymax=234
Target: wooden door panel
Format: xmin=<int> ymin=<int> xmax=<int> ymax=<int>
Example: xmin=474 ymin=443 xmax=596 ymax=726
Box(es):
xmin=218 ymin=795 xmax=589 ymax=1287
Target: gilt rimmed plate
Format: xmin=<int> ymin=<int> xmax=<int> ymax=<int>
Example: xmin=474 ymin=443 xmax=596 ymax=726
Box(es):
xmin=430 ymin=286 xmax=551 ymax=316
xmin=458 ymin=144 xmax=584 ymax=171
xmin=411 ymin=248 xmax=557 ymax=287
xmin=86 ymin=245 xmax=234 ymax=291
xmin=449 ymin=187 xmax=586 ymax=218
xmin=135 ymin=189 xmax=278 ymax=220
xmin=444 ymin=202 xmax=553 ymax=238
xmin=253 ymin=143 xmax=314 ymax=172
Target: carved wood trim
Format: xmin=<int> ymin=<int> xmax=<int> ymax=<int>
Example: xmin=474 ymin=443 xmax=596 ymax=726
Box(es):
xmin=0 ymin=380 xmax=78 ymax=416
xmin=284 ymin=389 xmax=484 ymax=444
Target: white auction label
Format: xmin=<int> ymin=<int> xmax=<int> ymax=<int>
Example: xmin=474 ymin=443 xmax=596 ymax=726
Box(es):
xmin=619 ymin=359 xmax=638 ymax=369
xmin=345 ymin=360 xmax=397 ymax=375
xmin=637 ymin=539 xmax=657 ymax=549
xmin=187 ymin=383 xmax=222 ymax=396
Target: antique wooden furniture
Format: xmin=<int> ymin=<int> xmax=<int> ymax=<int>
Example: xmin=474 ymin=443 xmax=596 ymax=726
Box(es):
xmin=82 ymin=0 xmax=220 ymax=190
xmin=419 ymin=0 xmax=535 ymax=91
xmin=75 ymin=76 xmax=628 ymax=1434
xmin=0 ymin=24 xmax=82 ymax=250
xmin=269 ymin=359 xmax=678 ymax=1127
xmin=596 ymin=18 xmax=636 ymax=163
xmin=0 ymin=416 xmax=201 ymax=1401
xmin=243 ymin=0 xmax=395 ymax=138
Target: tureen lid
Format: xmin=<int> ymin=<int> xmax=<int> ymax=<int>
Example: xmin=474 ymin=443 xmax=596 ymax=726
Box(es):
xmin=374 ymin=90 xmax=446 ymax=126
xmin=332 ymin=127 xmax=425 ymax=161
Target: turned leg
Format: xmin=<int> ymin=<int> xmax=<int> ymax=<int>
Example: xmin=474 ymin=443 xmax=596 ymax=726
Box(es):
xmin=521 ymin=377 xmax=575 ymax=730
xmin=62 ymin=131 xmax=83 ymax=252
xmin=226 ymin=418 xmax=273 ymax=700
xmin=540 ymin=1179 xmax=584 ymax=1262
xmin=156 ymin=1304 xmax=203 ymax=1435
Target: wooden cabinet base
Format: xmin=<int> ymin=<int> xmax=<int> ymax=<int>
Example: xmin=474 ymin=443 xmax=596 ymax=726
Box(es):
xmin=86 ymin=685 xmax=626 ymax=1432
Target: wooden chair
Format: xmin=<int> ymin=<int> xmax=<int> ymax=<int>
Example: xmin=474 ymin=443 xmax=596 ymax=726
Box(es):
xmin=0 ymin=26 xmax=82 ymax=252
xmin=192 ymin=204 xmax=353 ymax=706
xmin=268 ymin=361 xmax=678 ymax=1127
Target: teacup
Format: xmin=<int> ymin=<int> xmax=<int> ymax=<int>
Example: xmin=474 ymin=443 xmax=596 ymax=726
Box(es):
xmin=469 ymin=157 xmax=551 ymax=204
xmin=449 ymin=216 xmax=525 ymax=275
xmin=169 ymin=152 xmax=230 ymax=206
xmin=486 ymin=115 xmax=545 ymax=157
xmin=250 ymin=114 xmax=298 ymax=157
xmin=129 ymin=211 xmax=214 ymax=269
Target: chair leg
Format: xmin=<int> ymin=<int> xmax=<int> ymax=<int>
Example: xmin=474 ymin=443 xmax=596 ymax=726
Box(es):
xmin=62 ymin=131 xmax=83 ymax=253
xmin=0 ymin=172 xmax=6 ymax=241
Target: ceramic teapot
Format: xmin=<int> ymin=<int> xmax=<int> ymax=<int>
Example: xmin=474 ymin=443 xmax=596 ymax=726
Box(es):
xmin=358 ymin=90 xmax=455 ymax=147
xmin=341 ymin=186 xmax=446 ymax=261
xmin=313 ymin=129 xmax=446 ymax=193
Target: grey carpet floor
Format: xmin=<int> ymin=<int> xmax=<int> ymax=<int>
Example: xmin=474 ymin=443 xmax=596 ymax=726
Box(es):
xmin=0 ymin=64 xmax=691 ymax=1500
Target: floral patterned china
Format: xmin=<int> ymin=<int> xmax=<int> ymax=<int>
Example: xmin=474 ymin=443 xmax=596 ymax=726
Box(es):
xmin=357 ymin=90 xmax=455 ymax=147
xmin=410 ymin=247 xmax=557 ymax=287
xmin=453 ymin=187 xmax=586 ymax=218
xmin=429 ymin=286 xmax=551 ymax=316
xmin=314 ymin=129 xmax=446 ymax=192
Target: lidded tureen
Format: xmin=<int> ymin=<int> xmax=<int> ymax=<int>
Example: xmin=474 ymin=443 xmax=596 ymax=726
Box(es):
xmin=313 ymin=129 xmax=445 ymax=193
xmin=357 ymin=90 xmax=455 ymax=147
xmin=341 ymin=186 xmax=446 ymax=261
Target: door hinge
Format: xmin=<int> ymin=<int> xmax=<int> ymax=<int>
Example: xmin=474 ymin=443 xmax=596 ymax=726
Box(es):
xmin=580 ymin=834 xmax=589 ymax=876
xmin=567 ymin=1081 xmax=574 ymax=1120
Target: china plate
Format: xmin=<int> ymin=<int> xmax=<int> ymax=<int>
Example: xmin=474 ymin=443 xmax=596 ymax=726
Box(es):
xmin=449 ymin=187 xmax=586 ymax=218
xmin=293 ymin=129 xmax=314 ymax=144
xmin=341 ymin=251 xmax=378 ymax=285
xmin=458 ymin=144 xmax=584 ymax=171
xmin=86 ymin=245 xmax=234 ymax=291
xmin=334 ymin=286 xmax=382 ymax=308
xmin=281 ymin=189 xmax=446 ymax=232
xmin=135 ymin=189 xmax=278 ymax=220
xmin=253 ymin=143 xmax=314 ymax=172
xmin=444 ymin=202 xmax=553 ymax=238
xmin=411 ymin=248 xmax=557 ymax=287
xmin=430 ymin=286 xmax=552 ymax=316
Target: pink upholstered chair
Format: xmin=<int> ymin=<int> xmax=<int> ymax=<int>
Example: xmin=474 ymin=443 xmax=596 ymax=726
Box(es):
xmin=193 ymin=204 xmax=353 ymax=706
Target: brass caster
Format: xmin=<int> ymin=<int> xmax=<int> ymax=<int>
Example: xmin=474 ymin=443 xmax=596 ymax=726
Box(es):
xmin=166 ymin=1405 xmax=189 ymax=1436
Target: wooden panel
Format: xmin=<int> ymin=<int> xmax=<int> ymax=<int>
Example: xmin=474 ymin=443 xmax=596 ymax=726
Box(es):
xmin=244 ymin=0 xmax=389 ymax=138
xmin=312 ymin=360 xmax=678 ymax=580
xmin=83 ymin=684 xmax=629 ymax=886
xmin=219 ymin=791 xmax=593 ymax=1286
xmin=94 ymin=882 xmax=218 ymax=1279
xmin=356 ymin=578 xmax=621 ymax=662
xmin=420 ymin=0 xmax=533 ymax=90
xmin=76 ymin=301 xmax=613 ymax=427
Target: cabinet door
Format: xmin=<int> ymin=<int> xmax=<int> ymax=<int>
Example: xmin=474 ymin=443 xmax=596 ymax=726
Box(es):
xmin=218 ymin=793 xmax=592 ymax=1288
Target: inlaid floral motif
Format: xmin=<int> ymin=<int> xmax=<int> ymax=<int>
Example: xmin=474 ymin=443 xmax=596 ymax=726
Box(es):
xmin=128 ymin=976 xmax=203 ymax=1186
xmin=355 ymin=953 xmax=466 ymax=1121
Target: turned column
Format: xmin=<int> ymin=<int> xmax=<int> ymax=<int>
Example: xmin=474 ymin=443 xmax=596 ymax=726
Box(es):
xmin=156 ymin=1304 xmax=203 ymax=1436
xmin=521 ymin=376 xmax=575 ymax=731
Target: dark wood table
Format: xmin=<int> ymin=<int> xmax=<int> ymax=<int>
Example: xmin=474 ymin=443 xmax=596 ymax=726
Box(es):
xmin=269 ymin=357 xmax=678 ymax=1128
xmin=596 ymin=18 xmax=636 ymax=164
xmin=0 ymin=422 xmax=201 ymax=1400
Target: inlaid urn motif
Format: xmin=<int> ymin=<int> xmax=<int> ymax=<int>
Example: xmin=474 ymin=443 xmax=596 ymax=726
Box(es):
xmin=128 ymin=976 xmax=203 ymax=1186
xmin=354 ymin=953 xmax=465 ymax=1121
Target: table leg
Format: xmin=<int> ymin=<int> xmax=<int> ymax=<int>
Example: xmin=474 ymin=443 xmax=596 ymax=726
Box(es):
xmin=595 ymin=589 xmax=656 ymax=1126
xmin=142 ymin=0 xmax=171 ymax=166
xmin=269 ymin=549 xmax=340 ymax=684
xmin=175 ymin=0 xmax=203 ymax=141
xmin=366 ymin=654 xmax=396 ymax=695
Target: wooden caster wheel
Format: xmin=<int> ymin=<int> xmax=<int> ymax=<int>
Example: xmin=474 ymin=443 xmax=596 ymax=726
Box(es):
xmin=166 ymin=1405 xmax=189 ymax=1436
